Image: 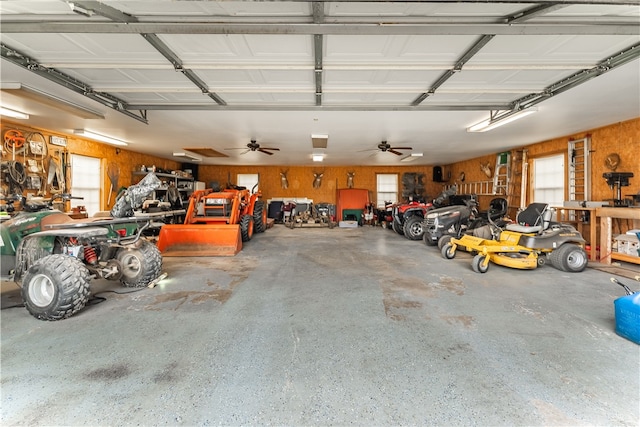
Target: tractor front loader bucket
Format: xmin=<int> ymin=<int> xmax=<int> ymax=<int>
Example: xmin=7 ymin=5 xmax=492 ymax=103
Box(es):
xmin=157 ymin=224 xmax=242 ymax=256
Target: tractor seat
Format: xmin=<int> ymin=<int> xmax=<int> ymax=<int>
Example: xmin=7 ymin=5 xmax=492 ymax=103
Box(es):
xmin=505 ymin=203 xmax=551 ymax=234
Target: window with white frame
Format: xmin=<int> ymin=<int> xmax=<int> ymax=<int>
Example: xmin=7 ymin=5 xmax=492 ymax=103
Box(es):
xmin=237 ymin=174 xmax=259 ymax=192
xmin=70 ymin=154 xmax=101 ymax=216
xmin=376 ymin=174 xmax=398 ymax=208
xmin=532 ymin=154 xmax=565 ymax=206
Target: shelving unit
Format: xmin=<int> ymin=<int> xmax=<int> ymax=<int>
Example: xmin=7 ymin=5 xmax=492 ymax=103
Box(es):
xmin=132 ymin=171 xmax=194 ymax=204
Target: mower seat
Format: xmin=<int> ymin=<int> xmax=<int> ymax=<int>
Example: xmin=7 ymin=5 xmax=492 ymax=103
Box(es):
xmin=478 ymin=197 xmax=507 ymax=221
xmin=506 ymin=203 xmax=551 ymax=234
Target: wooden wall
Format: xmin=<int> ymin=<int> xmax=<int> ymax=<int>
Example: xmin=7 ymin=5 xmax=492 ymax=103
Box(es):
xmin=444 ymin=117 xmax=640 ymax=209
xmin=197 ymin=165 xmax=445 ymax=205
xmin=3 ymin=117 xmax=638 ymax=213
xmin=0 ymin=120 xmax=180 ymax=210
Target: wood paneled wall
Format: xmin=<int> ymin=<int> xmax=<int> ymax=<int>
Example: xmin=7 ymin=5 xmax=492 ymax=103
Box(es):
xmin=444 ymin=117 xmax=640 ymax=209
xmin=3 ymin=117 xmax=638 ymax=213
xmin=1 ymin=121 xmax=180 ymax=209
xmin=197 ymin=165 xmax=444 ymax=205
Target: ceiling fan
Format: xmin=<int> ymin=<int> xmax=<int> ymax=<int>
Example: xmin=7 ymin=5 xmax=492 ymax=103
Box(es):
xmin=373 ymin=141 xmax=413 ymax=156
xmin=226 ymin=140 xmax=280 ymax=156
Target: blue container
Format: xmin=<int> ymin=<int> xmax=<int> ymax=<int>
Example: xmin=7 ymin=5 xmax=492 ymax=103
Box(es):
xmin=614 ymin=293 xmax=640 ymax=345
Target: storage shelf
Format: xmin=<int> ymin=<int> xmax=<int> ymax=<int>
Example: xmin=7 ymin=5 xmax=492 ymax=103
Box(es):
xmin=611 ymin=252 xmax=640 ymax=265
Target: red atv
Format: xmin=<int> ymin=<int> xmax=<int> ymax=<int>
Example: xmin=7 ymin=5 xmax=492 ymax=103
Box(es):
xmin=390 ymin=187 xmax=458 ymax=240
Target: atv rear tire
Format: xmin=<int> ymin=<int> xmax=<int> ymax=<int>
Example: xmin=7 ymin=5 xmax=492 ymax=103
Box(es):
xmin=240 ymin=214 xmax=254 ymax=242
xmin=21 ymin=254 xmax=90 ymax=321
xmin=117 ymin=240 xmax=162 ymax=287
xmin=549 ymin=244 xmax=587 ymax=272
xmin=403 ymin=216 xmax=424 ymax=240
xmin=253 ymin=201 xmax=266 ymax=233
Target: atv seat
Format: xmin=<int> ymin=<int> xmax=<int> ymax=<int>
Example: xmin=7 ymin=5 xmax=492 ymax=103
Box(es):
xmin=506 ymin=203 xmax=552 ymax=234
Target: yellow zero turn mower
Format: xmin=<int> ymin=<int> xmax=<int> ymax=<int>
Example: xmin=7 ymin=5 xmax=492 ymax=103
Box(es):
xmin=441 ymin=203 xmax=588 ymax=274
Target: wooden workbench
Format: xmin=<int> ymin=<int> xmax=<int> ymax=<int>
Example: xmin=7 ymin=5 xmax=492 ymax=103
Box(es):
xmin=596 ymin=207 xmax=640 ymax=265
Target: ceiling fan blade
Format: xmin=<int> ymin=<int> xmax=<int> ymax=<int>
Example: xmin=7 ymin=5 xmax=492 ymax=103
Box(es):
xmin=389 ymin=149 xmax=404 ymax=156
xmin=261 ymin=147 xmax=280 ymax=151
xmin=258 ymin=148 xmax=275 ymax=155
xmin=240 ymin=148 xmax=250 ymax=155
xmin=391 ymin=146 xmax=412 ymax=150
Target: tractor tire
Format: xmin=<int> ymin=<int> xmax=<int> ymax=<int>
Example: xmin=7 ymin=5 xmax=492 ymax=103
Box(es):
xmin=392 ymin=219 xmax=404 ymax=235
xmin=253 ymin=201 xmax=266 ymax=233
xmin=472 ymin=254 xmax=490 ymax=273
xmin=403 ymin=216 xmax=424 ymax=240
xmin=21 ymin=254 xmax=90 ymax=321
xmin=441 ymin=243 xmax=456 ymax=259
xmin=437 ymin=235 xmax=453 ymax=250
xmin=117 ymin=240 xmax=162 ymax=287
xmin=423 ymin=231 xmax=438 ymax=246
xmin=240 ymin=214 xmax=254 ymax=242
xmin=549 ymin=244 xmax=588 ymax=273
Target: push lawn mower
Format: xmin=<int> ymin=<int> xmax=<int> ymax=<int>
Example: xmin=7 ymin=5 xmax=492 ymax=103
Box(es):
xmin=441 ymin=202 xmax=588 ymax=273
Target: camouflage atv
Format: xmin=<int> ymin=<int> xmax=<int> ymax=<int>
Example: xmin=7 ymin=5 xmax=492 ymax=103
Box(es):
xmin=0 ymin=173 xmax=164 ymax=321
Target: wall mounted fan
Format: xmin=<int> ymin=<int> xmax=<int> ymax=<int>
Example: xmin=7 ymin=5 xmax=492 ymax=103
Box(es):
xmin=226 ymin=140 xmax=280 ymax=156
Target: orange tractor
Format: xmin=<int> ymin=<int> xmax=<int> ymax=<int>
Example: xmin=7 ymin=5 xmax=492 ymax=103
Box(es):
xmin=157 ymin=186 xmax=266 ymax=256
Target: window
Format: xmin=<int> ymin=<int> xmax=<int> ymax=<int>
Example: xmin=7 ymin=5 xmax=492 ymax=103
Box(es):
xmin=237 ymin=174 xmax=259 ymax=192
xmin=70 ymin=154 xmax=101 ymax=216
xmin=532 ymin=154 xmax=564 ymax=206
xmin=376 ymin=174 xmax=398 ymax=208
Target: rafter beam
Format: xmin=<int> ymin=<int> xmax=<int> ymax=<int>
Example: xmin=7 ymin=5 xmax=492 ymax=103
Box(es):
xmin=0 ymin=43 xmax=148 ymax=123
xmin=507 ymin=3 xmax=569 ymax=24
xmin=412 ymin=34 xmax=495 ymax=106
xmin=0 ymin=22 xmax=636 ymax=36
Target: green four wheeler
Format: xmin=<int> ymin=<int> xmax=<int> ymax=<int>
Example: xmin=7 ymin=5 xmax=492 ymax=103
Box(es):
xmin=1 ymin=174 xmax=164 ymax=320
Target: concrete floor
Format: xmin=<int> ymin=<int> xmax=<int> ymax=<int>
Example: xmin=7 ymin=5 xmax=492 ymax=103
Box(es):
xmin=1 ymin=225 xmax=639 ymax=426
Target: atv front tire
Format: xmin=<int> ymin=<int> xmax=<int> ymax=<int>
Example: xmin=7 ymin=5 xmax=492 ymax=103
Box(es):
xmin=392 ymin=220 xmax=404 ymax=235
xmin=21 ymin=254 xmax=90 ymax=321
xmin=549 ymin=244 xmax=587 ymax=272
xmin=117 ymin=240 xmax=162 ymax=287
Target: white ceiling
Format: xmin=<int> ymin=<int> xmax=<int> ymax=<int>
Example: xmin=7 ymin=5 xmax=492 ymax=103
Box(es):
xmin=1 ymin=0 xmax=639 ymax=166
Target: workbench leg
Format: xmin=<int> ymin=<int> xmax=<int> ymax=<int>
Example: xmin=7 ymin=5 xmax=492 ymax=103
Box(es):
xmin=589 ymin=218 xmax=597 ymax=261
xmin=600 ymin=216 xmax=612 ymax=265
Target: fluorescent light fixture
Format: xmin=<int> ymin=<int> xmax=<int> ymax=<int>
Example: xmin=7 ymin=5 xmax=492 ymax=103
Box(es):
xmin=467 ymin=107 xmax=538 ymax=133
xmin=173 ymin=151 xmax=202 ymax=162
xmin=0 ymin=106 xmax=29 ymax=119
xmin=400 ymin=152 xmax=423 ymax=162
xmin=74 ymin=129 xmax=128 ymax=146
xmin=312 ymin=154 xmax=324 ymax=162
xmin=2 ymin=83 xmax=105 ymax=119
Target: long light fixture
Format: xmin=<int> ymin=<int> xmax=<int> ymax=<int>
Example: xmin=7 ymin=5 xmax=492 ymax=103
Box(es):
xmin=74 ymin=129 xmax=128 ymax=146
xmin=400 ymin=153 xmax=424 ymax=163
xmin=173 ymin=151 xmax=202 ymax=162
xmin=0 ymin=106 xmax=29 ymax=119
xmin=467 ymin=107 xmax=538 ymax=133
xmin=312 ymin=154 xmax=324 ymax=162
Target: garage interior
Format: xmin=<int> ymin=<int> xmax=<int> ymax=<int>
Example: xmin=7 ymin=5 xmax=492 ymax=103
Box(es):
xmin=1 ymin=1 xmax=639 ymax=425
